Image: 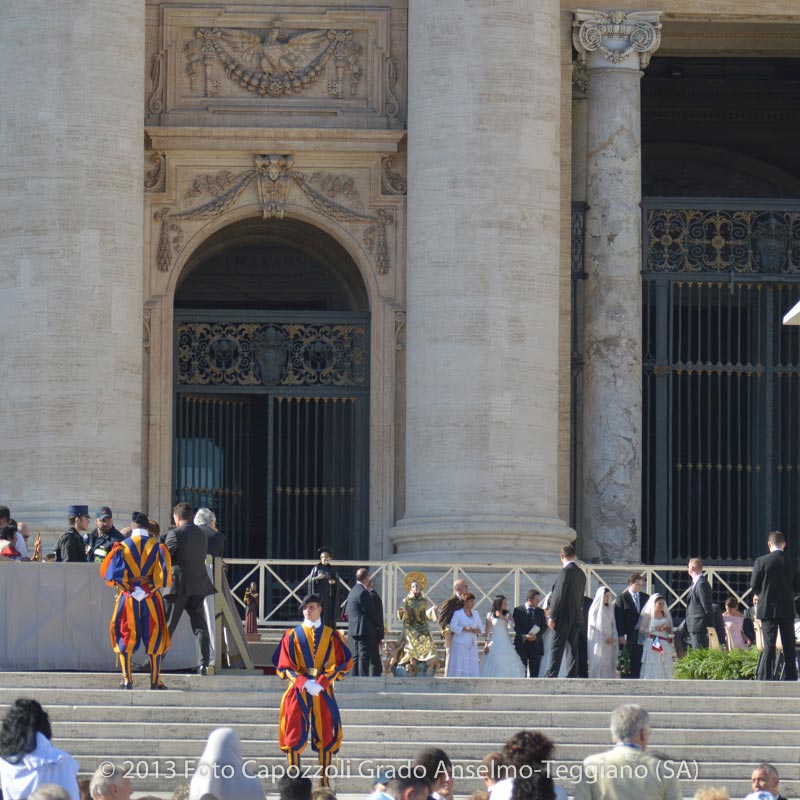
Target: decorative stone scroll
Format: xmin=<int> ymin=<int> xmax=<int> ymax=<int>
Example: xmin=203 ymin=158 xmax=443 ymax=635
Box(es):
xmin=573 ymin=10 xmax=661 ymax=69
xmin=381 ymin=157 xmax=406 ymax=196
xmin=154 ymin=155 xmax=393 ymax=274
xmin=189 ymin=25 xmax=362 ymax=99
xmin=147 ymin=53 xmax=165 ymax=114
xmin=144 ymin=153 xmax=166 ymax=193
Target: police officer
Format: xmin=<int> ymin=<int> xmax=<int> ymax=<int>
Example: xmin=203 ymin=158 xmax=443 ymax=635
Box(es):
xmin=56 ymin=505 xmax=91 ymax=562
xmin=86 ymin=505 xmax=125 ymax=563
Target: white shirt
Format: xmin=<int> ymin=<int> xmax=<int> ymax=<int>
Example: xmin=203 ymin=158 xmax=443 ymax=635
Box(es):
xmin=302 ymin=618 xmax=322 ymax=629
xmin=0 ymin=732 xmax=80 ymax=800
xmin=13 ymin=532 xmax=27 ymax=558
xmin=492 ymin=778 xmax=567 ymax=800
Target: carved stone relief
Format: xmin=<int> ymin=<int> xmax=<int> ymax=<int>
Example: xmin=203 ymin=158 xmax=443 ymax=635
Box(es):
xmin=154 ymin=155 xmax=394 ymax=275
xmin=573 ymin=10 xmax=662 ymax=69
xmin=148 ymin=52 xmax=165 ymax=114
xmin=144 ymin=153 xmax=166 ymax=193
xmin=381 ymin=156 xmax=406 ymax=196
xmin=395 ymin=310 xmax=406 ymax=351
xmin=155 ymin=8 xmax=401 ymax=124
xmin=186 ymin=24 xmax=361 ymax=99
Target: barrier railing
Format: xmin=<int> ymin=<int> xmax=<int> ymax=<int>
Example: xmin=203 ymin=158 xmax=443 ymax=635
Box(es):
xmin=220 ymin=559 xmax=755 ymax=631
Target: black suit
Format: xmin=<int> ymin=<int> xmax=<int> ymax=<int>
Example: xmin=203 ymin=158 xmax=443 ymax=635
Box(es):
xmin=346 ymin=582 xmax=383 ymax=676
xmin=368 ymin=587 xmax=385 ymax=676
xmin=751 ymin=548 xmax=800 ymax=681
xmin=742 ymin=605 xmax=756 ymax=647
xmin=164 ymin=522 xmax=216 ymax=668
xmin=614 ymin=589 xmax=649 ymax=679
xmin=513 ymin=604 xmax=545 ymax=677
xmin=546 ymin=560 xmax=586 ymax=678
xmin=686 ymin=574 xmax=714 ymax=649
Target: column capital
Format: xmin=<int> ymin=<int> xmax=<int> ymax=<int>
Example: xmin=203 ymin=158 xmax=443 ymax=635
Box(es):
xmin=573 ymin=9 xmax=662 ymax=70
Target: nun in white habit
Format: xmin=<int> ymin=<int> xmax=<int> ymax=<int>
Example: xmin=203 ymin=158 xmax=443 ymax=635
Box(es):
xmin=189 ymin=727 xmax=265 ymax=800
xmin=587 ymin=586 xmax=618 ymax=678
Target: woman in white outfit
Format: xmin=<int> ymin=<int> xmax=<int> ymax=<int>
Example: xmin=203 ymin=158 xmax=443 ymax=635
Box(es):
xmin=448 ymin=593 xmax=484 ymax=677
xmin=638 ymin=594 xmax=674 ymax=680
xmin=587 ymin=586 xmax=619 ymax=678
xmin=481 ymin=595 xmax=525 ymax=678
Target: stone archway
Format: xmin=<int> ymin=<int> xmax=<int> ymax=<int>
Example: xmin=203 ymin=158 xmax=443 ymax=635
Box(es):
xmin=169 ymin=217 xmax=371 ymax=562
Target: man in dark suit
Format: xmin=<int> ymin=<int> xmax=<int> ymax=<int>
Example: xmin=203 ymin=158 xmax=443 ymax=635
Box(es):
xmin=164 ymin=501 xmax=216 ymax=675
xmin=750 ymin=530 xmax=800 ymax=681
xmin=685 ymin=557 xmax=714 ymax=649
xmin=366 ymin=575 xmax=385 ymax=676
xmin=546 ymin=544 xmax=586 ymax=678
xmin=345 ymin=567 xmax=383 ymax=676
xmin=614 ymin=573 xmax=649 ymax=679
xmin=513 ymin=589 xmax=545 ymax=677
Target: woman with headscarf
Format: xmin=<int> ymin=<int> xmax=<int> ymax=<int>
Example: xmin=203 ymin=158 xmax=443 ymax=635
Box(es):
xmin=189 ymin=727 xmax=265 ymax=800
xmin=0 ymin=699 xmax=80 ymax=800
xmin=587 ymin=586 xmax=618 ymax=678
xmin=638 ymin=593 xmax=675 ymax=679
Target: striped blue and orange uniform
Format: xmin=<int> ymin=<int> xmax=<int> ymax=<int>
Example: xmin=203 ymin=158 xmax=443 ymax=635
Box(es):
xmin=100 ymin=532 xmax=172 ymax=687
xmin=273 ymin=623 xmax=352 ymax=782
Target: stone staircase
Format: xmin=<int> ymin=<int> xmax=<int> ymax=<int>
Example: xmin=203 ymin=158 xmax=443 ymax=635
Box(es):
xmin=0 ymin=672 xmax=798 ymax=799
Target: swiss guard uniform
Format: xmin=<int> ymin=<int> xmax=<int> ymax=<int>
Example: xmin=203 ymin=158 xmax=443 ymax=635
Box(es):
xmin=100 ymin=512 xmax=172 ymax=689
xmin=273 ymin=593 xmax=352 ymax=785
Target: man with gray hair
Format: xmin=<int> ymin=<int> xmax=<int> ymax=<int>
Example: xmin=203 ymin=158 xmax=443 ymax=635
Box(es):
xmin=749 ymin=762 xmax=787 ymax=800
xmin=89 ymin=763 xmax=132 ymax=800
xmin=573 ymin=704 xmax=682 ymax=800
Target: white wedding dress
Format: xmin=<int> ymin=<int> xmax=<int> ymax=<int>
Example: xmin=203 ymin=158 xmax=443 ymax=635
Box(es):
xmin=481 ymin=616 xmax=525 ymax=678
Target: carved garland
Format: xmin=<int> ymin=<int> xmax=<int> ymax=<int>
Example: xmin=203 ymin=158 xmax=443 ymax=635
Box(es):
xmin=154 ymin=155 xmax=393 ymax=275
xmin=192 ymin=27 xmax=362 ymax=99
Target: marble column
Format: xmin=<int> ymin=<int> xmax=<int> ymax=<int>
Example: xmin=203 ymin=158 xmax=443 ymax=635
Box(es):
xmin=393 ymin=0 xmax=574 ymax=561
xmin=572 ymin=10 xmax=661 ymax=562
xmin=0 ymin=1 xmax=145 ymax=535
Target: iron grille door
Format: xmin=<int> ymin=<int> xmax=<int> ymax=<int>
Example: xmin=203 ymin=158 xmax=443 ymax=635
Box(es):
xmin=173 ymin=312 xmax=369 ymax=562
xmin=642 ymin=201 xmax=800 ymax=563
xmin=268 ymin=395 xmax=366 ymax=562
xmin=173 ymin=394 xmax=251 ymax=555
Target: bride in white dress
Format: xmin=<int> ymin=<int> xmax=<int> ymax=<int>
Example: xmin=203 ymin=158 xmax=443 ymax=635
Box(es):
xmin=638 ymin=593 xmax=675 ymax=679
xmin=481 ymin=596 xmax=525 ymax=678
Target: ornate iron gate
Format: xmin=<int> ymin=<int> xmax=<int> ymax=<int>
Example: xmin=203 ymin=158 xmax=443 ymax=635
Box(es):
xmin=642 ymin=201 xmax=800 ymax=563
xmin=173 ymin=312 xmax=369 ymax=561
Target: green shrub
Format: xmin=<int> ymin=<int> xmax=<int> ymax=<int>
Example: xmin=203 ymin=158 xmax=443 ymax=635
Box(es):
xmin=673 ymin=647 xmax=760 ymax=680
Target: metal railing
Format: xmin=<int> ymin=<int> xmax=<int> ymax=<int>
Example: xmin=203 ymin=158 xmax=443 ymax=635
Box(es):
xmin=220 ymin=559 xmax=756 ymax=631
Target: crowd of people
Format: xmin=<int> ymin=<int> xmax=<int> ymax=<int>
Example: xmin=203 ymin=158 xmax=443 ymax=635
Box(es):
xmin=0 ymin=697 xmax=789 ymax=800
xmin=381 ymin=536 xmax=799 ymax=682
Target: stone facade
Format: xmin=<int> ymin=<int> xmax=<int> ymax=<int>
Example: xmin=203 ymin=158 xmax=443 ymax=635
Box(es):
xmin=3 ymin=1 xmax=800 ymax=560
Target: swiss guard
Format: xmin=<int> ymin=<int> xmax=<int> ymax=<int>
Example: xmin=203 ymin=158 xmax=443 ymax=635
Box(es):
xmin=273 ymin=593 xmax=352 ymax=786
xmin=99 ymin=511 xmax=172 ymax=689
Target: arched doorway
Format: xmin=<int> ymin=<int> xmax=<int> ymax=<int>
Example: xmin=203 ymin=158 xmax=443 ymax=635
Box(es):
xmin=173 ymin=218 xmax=370 ymax=562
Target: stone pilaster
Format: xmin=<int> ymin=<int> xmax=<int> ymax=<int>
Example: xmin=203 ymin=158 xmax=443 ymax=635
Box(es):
xmin=0 ymin=1 xmax=145 ymax=532
xmin=393 ymin=0 xmax=574 ymax=561
xmin=573 ymin=10 xmax=661 ymax=562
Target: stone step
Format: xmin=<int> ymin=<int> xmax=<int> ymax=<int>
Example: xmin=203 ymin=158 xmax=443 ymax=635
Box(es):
xmin=4 ymin=672 xmax=800 ymax=699
xmin=20 ymin=690 xmax=800 ymax=736
xmin=2 ymin=672 xmax=800 ymax=800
